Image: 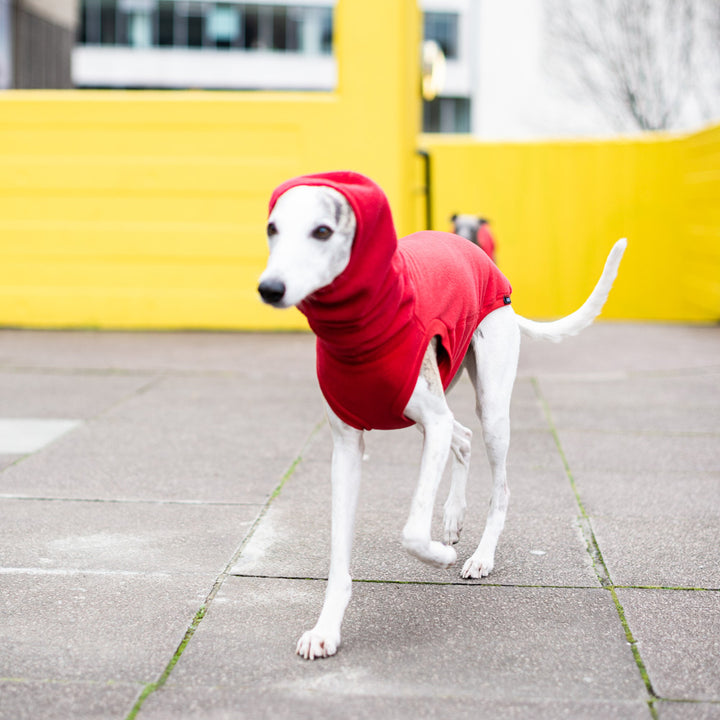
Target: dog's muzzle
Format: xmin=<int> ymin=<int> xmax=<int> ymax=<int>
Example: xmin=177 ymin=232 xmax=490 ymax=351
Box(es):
xmin=258 ymin=278 xmax=287 ymax=305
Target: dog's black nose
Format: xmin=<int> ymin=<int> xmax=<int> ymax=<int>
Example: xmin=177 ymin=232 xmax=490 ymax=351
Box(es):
xmin=258 ymin=279 xmax=286 ymax=305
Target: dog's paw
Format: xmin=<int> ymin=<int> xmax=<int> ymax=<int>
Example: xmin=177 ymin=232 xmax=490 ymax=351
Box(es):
xmin=443 ymin=508 xmax=465 ymax=545
xmin=430 ymin=541 xmax=457 ymax=568
xmin=403 ymin=536 xmax=457 ymax=568
xmin=296 ymin=630 xmax=339 ymax=660
xmin=461 ymin=554 xmax=494 ymax=579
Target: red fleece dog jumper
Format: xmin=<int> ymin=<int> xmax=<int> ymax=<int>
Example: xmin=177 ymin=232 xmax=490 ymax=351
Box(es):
xmin=269 ymin=172 xmax=512 ymax=431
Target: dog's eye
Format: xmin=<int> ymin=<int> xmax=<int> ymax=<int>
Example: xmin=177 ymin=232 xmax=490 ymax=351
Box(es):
xmin=267 ymin=222 xmax=278 ymax=237
xmin=312 ymin=225 xmax=333 ymax=241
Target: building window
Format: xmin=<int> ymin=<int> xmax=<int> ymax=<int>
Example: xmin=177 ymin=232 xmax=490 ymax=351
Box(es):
xmin=271 ymin=6 xmax=287 ymax=50
xmin=78 ymin=0 xmax=333 ymax=54
xmin=117 ymin=0 xmax=157 ymax=47
xmin=423 ymin=96 xmax=471 ymax=133
xmin=423 ymin=11 xmax=458 ymax=60
xmin=157 ymin=2 xmax=174 ymax=45
xmin=206 ymin=4 xmax=241 ymax=48
xmin=181 ymin=2 xmax=204 ymax=47
xmin=101 ymin=0 xmax=116 ymax=44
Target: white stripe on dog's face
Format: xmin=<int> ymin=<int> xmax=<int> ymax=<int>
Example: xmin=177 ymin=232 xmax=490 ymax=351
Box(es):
xmin=258 ymin=185 xmax=357 ymax=308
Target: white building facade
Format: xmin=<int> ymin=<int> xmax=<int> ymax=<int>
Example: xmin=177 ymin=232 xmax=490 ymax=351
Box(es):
xmin=72 ymin=0 xmax=477 ymax=132
xmin=74 ymin=0 xmax=336 ymax=90
xmin=72 ymin=0 xmax=720 ymax=138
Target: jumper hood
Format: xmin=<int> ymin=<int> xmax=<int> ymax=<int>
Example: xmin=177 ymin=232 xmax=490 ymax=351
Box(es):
xmin=269 ymin=171 xmax=410 ymax=360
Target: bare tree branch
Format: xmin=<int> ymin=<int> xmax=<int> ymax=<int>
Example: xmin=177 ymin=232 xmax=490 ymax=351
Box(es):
xmin=545 ymin=0 xmax=718 ymax=132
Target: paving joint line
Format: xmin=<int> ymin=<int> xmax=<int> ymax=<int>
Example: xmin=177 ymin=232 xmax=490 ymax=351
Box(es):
xmin=553 ymin=427 xmax=719 ymax=439
xmin=0 ymin=366 xmax=158 ymax=377
xmin=0 ymin=494 xmax=262 ymax=507
xmin=613 ymin=584 xmax=719 ymax=592
xmin=228 ymin=572 xmax=604 ymax=589
xmin=531 ymin=377 xmax=660 ymax=718
xmin=123 ymin=415 xmax=326 ymax=720
xmin=0 ymin=676 xmax=142 ymax=688
xmin=232 ymin=574 xmax=718 ymax=593
xmin=0 ymin=364 xmax=284 ymax=379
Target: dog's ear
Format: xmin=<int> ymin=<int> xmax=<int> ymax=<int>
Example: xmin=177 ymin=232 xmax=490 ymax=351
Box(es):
xmin=450 ymin=213 xmax=457 ymax=222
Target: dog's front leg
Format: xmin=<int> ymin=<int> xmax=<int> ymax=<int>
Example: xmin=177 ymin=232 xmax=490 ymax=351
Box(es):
xmin=401 ymin=340 xmax=457 ymax=568
xmin=296 ymin=403 xmax=363 ymax=660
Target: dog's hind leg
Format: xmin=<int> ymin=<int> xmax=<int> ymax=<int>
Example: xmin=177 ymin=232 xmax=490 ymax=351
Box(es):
xmin=297 ymin=403 xmax=363 ymax=660
xmin=461 ymin=306 xmax=520 ymax=579
xmin=443 ymin=419 xmax=472 ymax=545
xmin=402 ymin=339 xmax=458 ymax=568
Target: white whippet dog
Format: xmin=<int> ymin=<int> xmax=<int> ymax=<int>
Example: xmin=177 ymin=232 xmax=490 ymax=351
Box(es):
xmin=258 ymin=180 xmax=626 ymax=660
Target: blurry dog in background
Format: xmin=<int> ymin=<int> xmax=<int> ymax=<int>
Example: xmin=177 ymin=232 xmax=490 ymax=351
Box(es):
xmin=451 ymin=214 xmax=496 ymax=263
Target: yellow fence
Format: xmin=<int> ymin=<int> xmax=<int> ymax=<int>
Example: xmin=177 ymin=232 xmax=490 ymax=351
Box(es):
xmin=423 ymin=125 xmax=720 ymax=322
xmin=0 ymin=0 xmax=718 ymax=329
xmin=681 ymin=124 xmax=720 ymax=321
xmin=0 ymin=0 xmax=421 ymax=330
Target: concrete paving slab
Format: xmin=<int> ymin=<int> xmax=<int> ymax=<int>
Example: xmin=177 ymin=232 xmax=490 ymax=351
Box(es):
xmin=540 ymin=371 xmax=720 ymax=410
xmin=0 ymin=454 xmax=22 ymax=470
xmin=232 ymin=420 xmax=596 ymax=587
xmin=140 ymin=686 xmax=651 ymax=720
xmin=0 ymin=325 xmax=717 ymax=719
xmin=1 ymin=572 xmax=212 ymax=684
xmin=145 ymin=577 xmax=646 ymax=707
xmin=517 ymin=323 xmax=720 ymax=377
xmin=0 ymin=373 xmax=323 ymax=503
xmin=557 ymin=430 xmax=720 ymax=475
xmin=539 ymin=378 xmax=720 ymax=434
xmin=0 ymin=498 xmax=259 ymax=574
xmin=555 ymin=405 xmax=720 ymax=437
xmin=592 ymin=516 xmax=720 ymax=589
xmin=0 ymin=680 xmax=141 ymax=720
xmin=0 ymin=419 xmax=81 ymax=454
xmin=656 ymin=701 xmax=720 ymax=719
xmin=572 ymin=470 xmax=720 ymax=519
xmin=617 ymin=589 xmax=720 ymax=701
xmin=232 ymin=501 xmax=598 ymax=587
xmin=0 ymin=330 xmax=317 ymax=374
xmin=0 ymin=421 xmax=298 ymax=503
xmin=231 ymin=452 xmax=597 ymax=586
xmin=0 ymin=424 xmax=282 ymax=503
xmin=570 ymin=467 xmax=720 ymax=589
xmin=0 ymin=369 xmax=157 ymax=419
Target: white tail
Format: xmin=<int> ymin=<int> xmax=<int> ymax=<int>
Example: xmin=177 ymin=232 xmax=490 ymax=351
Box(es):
xmin=516 ymin=238 xmax=627 ymax=343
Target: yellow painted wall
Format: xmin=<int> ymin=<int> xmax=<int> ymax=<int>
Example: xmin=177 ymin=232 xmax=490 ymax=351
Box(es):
xmin=0 ymin=0 xmax=421 ymax=330
xmin=423 ymin=130 xmax=719 ymax=322
xmin=680 ymin=124 xmax=720 ymax=319
xmin=0 ymin=0 xmax=718 ymax=329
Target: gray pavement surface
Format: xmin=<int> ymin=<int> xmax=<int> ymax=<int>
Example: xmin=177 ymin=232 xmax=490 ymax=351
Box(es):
xmin=0 ymin=324 xmax=718 ymax=719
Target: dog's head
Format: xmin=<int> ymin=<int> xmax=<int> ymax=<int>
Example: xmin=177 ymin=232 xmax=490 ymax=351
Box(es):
xmin=451 ymin=213 xmax=496 ymax=261
xmin=258 ymin=185 xmax=357 ymax=308
xmin=451 ymin=214 xmax=486 ymax=245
